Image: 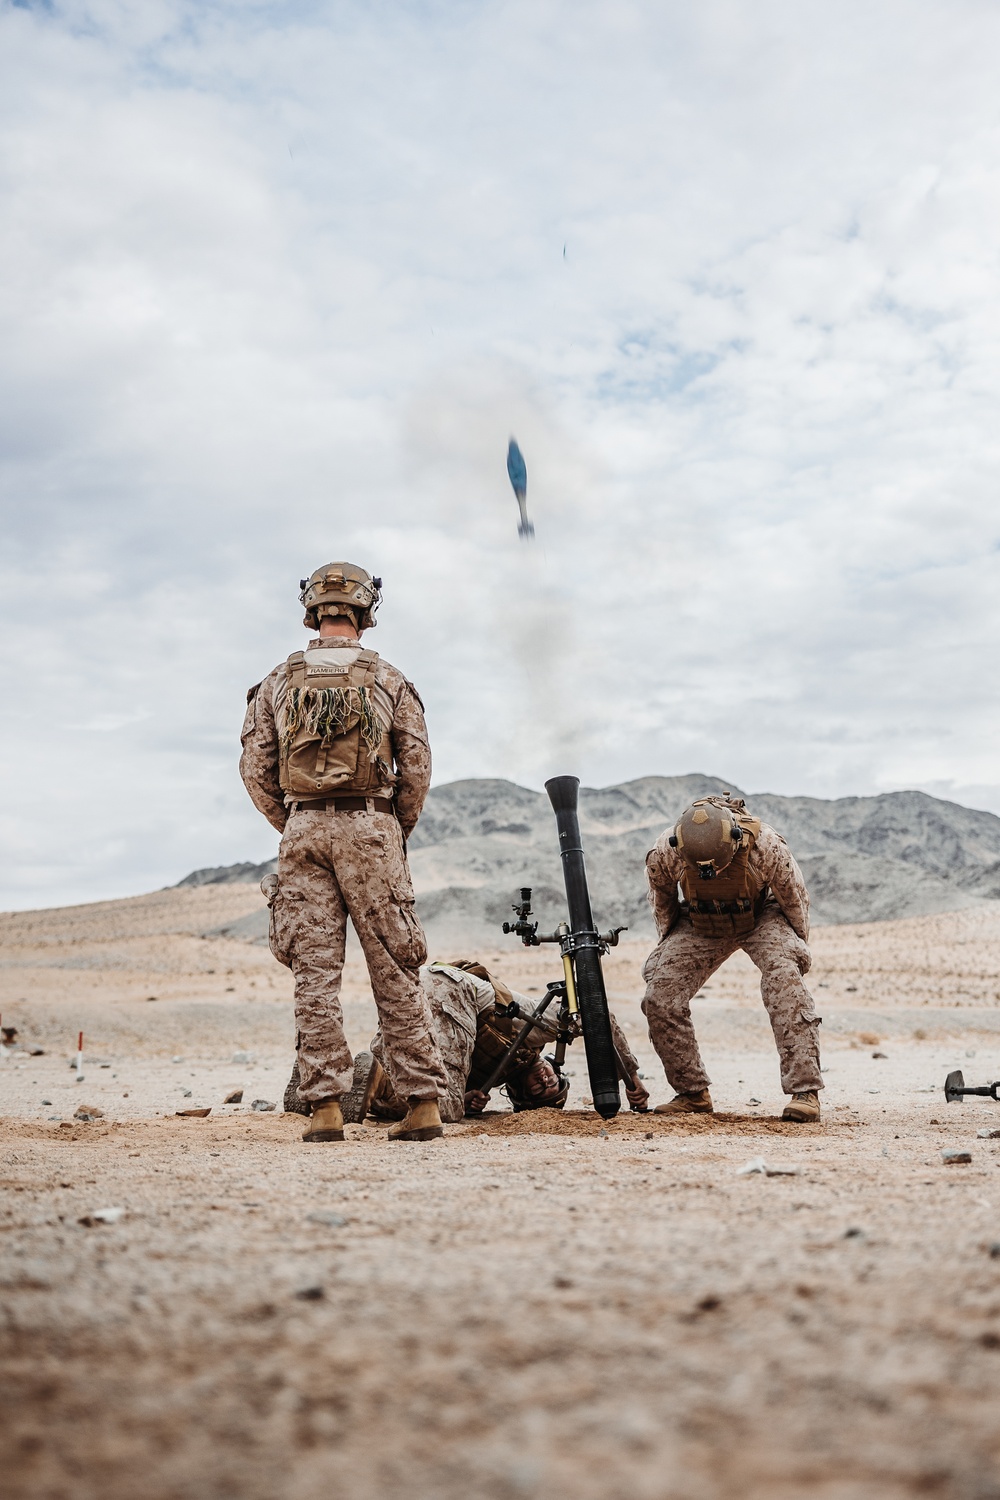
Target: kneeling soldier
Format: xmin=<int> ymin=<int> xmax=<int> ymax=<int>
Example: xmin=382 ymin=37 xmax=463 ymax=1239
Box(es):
xmin=285 ymin=959 xmax=649 ymax=1121
xmin=642 ymin=794 xmax=822 ymax=1122
xmin=242 ymin=562 xmax=446 ymax=1143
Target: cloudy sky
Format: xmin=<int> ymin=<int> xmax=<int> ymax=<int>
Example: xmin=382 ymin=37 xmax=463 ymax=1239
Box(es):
xmin=2 ymin=0 xmax=1000 ymax=909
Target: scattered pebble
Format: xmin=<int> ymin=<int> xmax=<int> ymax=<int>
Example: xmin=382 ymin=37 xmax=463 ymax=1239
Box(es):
xmin=737 ymin=1157 xmax=800 ymax=1177
xmin=978 ymin=1128 xmax=1000 ymax=1139
xmin=306 ymin=1210 xmax=348 ymax=1228
xmin=872 ymin=1051 xmax=888 ymax=1059
xmin=844 ymin=1226 xmax=865 ymax=1239
xmin=176 ymin=1108 xmax=212 ymax=1118
xmin=295 ymin=1285 xmax=325 ymax=1301
xmin=79 ymin=1207 xmax=125 ymax=1226
xmin=224 ymin=1089 xmax=244 ymax=1104
xmin=180 ymin=1089 xmax=192 ymax=1098
xmin=989 ymin=1243 xmax=1000 ymax=1259
xmin=942 ymin=1149 xmax=973 ymax=1165
xmin=747 ymin=1098 xmax=762 ymax=1106
xmin=171 ymin=1056 xmax=184 ymax=1064
xmin=231 ymin=1052 xmax=252 ymax=1065
xmin=74 ymin=1105 xmax=104 ymax=1121
xmin=40 ymin=1099 xmax=52 ymax=1106
xmin=251 ymin=1100 xmax=276 ymax=1112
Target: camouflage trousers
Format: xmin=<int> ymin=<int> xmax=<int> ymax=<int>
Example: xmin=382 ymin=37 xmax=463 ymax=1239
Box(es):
xmin=270 ymin=807 xmax=446 ymax=1104
xmin=641 ymin=903 xmax=823 ymax=1096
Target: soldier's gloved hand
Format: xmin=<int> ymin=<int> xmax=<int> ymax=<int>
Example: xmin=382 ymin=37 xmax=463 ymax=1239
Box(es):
xmin=464 ymin=1088 xmax=490 ymax=1114
xmin=625 ymin=1073 xmax=650 ymax=1112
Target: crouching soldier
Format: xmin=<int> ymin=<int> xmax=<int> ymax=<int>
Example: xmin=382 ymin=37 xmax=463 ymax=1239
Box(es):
xmin=642 ymin=794 xmax=822 ymax=1122
xmin=285 ymin=959 xmax=650 ymax=1121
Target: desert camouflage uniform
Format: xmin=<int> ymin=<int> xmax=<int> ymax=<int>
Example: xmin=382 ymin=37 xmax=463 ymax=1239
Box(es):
xmin=240 ymin=638 xmax=446 ymax=1105
xmin=642 ymin=824 xmax=822 ymax=1097
xmin=370 ymin=963 xmax=640 ymax=1122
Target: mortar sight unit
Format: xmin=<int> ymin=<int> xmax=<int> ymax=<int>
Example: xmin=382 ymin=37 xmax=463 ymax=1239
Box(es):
xmin=499 ymin=775 xmax=626 ymax=1120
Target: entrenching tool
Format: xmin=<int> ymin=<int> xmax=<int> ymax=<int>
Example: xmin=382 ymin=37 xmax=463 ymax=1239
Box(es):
xmin=501 ymin=775 xmax=625 ymax=1119
xmin=944 ymin=1069 xmax=1000 ymax=1103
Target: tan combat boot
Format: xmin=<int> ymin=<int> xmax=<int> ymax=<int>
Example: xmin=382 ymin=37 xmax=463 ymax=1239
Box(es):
xmin=388 ymin=1098 xmax=444 ymax=1141
xmin=653 ymin=1089 xmax=714 ymax=1115
xmin=782 ymin=1091 xmax=821 ymax=1123
xmin=302 ymin=1099 xmax=345 ymax=1143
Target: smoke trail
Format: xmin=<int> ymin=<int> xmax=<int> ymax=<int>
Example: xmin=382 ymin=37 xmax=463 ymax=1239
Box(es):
xmin=399 ymin=359 xmax=612 ymax=784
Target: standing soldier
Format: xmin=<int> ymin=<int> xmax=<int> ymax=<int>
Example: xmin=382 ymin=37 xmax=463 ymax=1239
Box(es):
xmin=240 ymin=563 xmax=447 ymax=1143
xmin=642 ymin=794 xmax=822 ymax=1121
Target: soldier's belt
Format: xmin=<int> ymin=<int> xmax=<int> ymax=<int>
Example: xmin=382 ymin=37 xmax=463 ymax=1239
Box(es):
xmin=693 ymin=897 xmax=754 ymax=916
xmin=290 ymin=796 xmax=395 ymax=815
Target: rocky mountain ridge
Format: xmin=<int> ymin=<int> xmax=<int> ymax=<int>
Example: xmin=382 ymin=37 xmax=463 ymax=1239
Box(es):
xmin=179 ymin=775 xmax=1000 ymax=942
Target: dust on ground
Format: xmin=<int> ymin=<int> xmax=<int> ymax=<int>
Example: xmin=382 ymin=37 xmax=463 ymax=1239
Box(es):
xmin=3 ymin=888 xmax=1000 ymax=1499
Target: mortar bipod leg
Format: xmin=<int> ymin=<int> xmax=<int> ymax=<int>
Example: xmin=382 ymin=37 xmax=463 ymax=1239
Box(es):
xmin=478 ymin=986 xmax=563 ymax=1097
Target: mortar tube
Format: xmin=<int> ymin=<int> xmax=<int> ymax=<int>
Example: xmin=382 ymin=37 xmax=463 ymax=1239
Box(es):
xmin=544 ymin=776 xmax=620 ymax=1120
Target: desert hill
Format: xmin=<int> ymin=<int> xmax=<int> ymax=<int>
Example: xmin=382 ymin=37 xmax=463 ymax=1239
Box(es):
xmin=179 ymin=775 xmax=1000 ymax=944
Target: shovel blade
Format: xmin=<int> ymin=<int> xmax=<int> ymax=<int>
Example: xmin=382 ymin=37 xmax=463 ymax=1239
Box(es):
xmin=945 ymin=1069 xmax=966 ymax=1103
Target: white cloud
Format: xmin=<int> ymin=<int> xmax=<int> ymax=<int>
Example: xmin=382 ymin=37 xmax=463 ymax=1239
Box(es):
xmin=2 ymin=0 xmax=1000 ymax=907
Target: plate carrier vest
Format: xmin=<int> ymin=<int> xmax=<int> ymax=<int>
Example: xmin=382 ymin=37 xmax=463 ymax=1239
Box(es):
xmin=679 ymin=804 xmax=767 ymax=939
xmin=276 ymin=647 xmax=394 ymax=799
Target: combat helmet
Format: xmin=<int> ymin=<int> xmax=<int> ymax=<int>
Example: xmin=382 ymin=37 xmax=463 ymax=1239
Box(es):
xmin=669 ymin=796 xmax=749 ymax=880
xmin=299 ymin=562 xmax=382 ymax=632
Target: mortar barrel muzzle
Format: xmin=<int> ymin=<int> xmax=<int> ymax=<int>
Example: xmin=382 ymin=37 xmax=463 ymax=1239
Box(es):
xmin=545 ymin=775 xmax=580 ymax=814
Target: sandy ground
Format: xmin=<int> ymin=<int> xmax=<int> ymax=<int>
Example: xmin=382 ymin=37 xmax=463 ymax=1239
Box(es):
xmin=4 ymin=887 xmax=1000 ymax=1498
